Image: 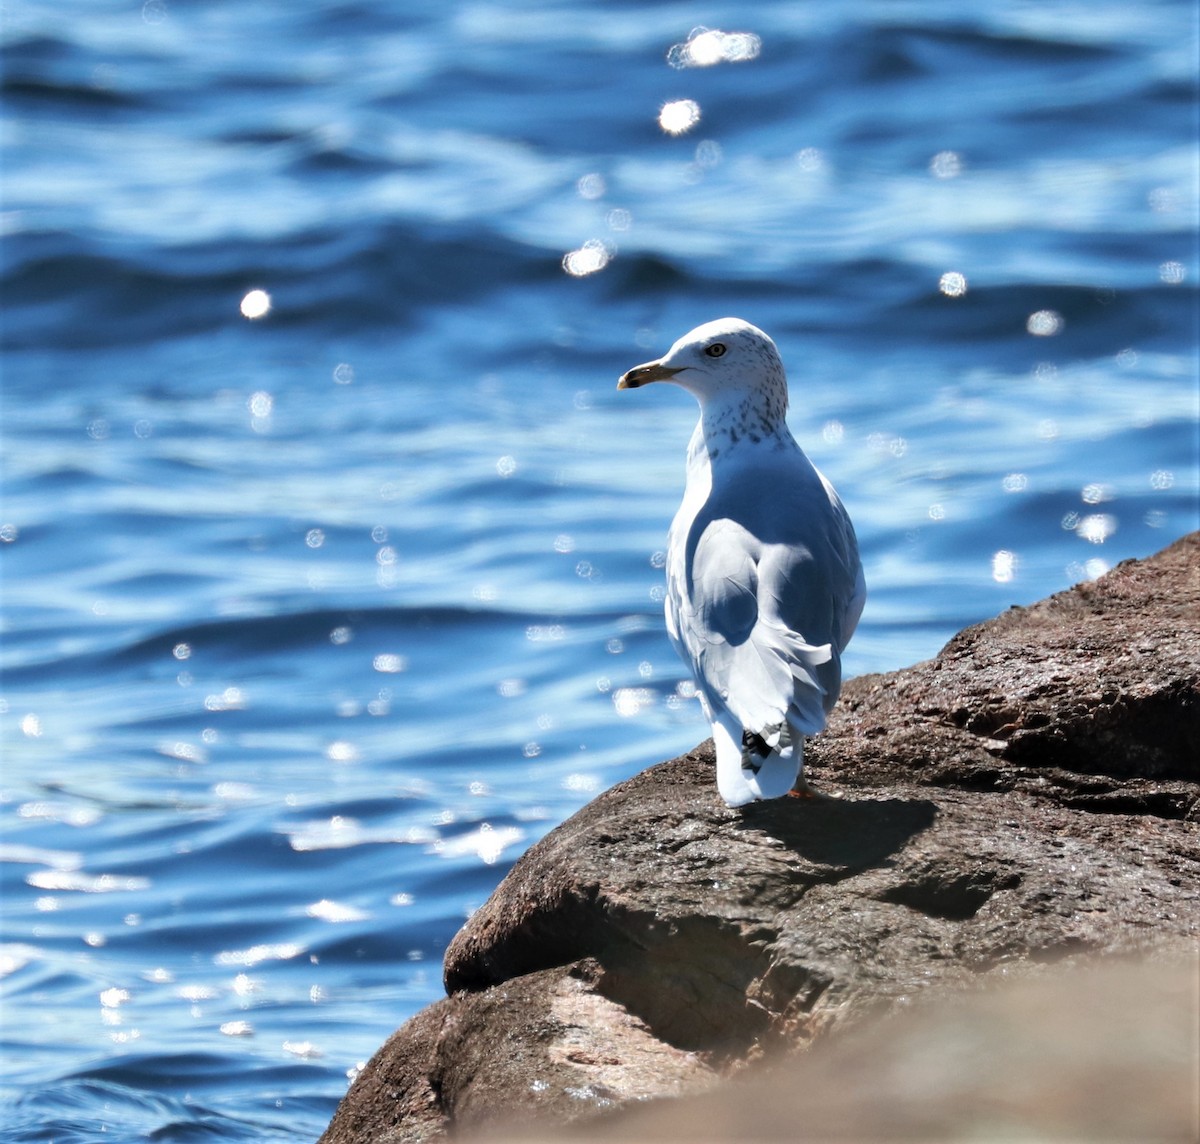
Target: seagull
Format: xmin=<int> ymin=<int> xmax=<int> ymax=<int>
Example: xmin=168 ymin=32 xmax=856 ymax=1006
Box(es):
xmin=618 ymin=318 xmax=865 ymax=807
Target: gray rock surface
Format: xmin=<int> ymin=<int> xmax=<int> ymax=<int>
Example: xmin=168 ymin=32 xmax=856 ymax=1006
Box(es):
xmin=319 ymin=533 xmax=1200 ymax=1144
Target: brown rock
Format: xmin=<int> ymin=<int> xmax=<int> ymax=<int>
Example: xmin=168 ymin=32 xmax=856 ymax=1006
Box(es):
xmin=318 ymin=533 xmax=1200 ymax=1144
xmin=323 ymin=962 xmax=712 ymax=1144
xmin=527 ymin=955 xmax=1200 ymax=1143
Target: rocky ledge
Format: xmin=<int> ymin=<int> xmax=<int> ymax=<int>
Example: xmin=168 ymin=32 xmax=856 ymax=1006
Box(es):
xmin=320 ymin=533 xmax=1199 ymax=1143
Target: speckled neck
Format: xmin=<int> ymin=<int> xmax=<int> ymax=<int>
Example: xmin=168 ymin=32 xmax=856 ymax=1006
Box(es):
xmin=694 ymin=380 xmax=790 ymax=463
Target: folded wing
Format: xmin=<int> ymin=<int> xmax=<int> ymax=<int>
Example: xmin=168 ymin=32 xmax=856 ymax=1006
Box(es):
xmin=667 ymin=456 xmax=863 ymax=745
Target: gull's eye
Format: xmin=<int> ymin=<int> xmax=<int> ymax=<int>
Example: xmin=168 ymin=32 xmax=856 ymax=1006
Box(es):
xmin=704 ymin=343 xmax=727 ymax=358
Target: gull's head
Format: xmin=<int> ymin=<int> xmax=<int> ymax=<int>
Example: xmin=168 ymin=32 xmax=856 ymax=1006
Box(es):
xmin=617 ymin=318 xmax=788 ymax=416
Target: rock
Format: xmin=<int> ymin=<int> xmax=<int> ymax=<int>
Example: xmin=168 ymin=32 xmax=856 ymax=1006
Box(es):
xmin=322 ymin=962 xmax=712 ymax=1144
xmin=318 ymin=534 xmax=1200 ymax=1144
xmin=515 ymin=956 xmax=1200 ymax=1143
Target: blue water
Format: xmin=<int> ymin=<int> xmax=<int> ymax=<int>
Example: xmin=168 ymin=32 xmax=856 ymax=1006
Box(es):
xmin=1 ymin=0 xmax=1197 ymax=1139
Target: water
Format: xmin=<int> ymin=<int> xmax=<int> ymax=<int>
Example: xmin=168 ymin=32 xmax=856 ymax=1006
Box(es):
xmin=1 ymin=0 xmax=1196 ymax=1139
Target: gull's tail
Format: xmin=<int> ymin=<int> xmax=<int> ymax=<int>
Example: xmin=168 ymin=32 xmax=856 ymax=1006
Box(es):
xmin=742 ymin=726 xmax=803 ymax=800
xmin=711 ymin=714 xmax=803 ymax=807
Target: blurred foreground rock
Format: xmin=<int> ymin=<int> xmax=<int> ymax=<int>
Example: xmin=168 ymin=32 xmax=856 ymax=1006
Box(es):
xmin=319 ymin=534 xmax=1199 ymax=1144
xmin=515 ymin=956 xmax=1199 ymax=1143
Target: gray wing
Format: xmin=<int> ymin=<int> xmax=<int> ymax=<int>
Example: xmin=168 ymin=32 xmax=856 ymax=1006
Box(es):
xmin=669 ymin=454 xmax=864 ymax=742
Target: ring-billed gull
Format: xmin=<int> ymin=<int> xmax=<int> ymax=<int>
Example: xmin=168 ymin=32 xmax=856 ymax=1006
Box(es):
xmin=618 ymin=318 xmax=866 ymax=807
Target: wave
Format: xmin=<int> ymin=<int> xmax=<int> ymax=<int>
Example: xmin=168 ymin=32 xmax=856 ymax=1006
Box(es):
xmin=3 ymin=1071 xmax=325 ymax=1143
xmin=0 ymin=222 xmax=552 ymax=352
xmin=0 ymin=601 xmax=630 ymax=682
